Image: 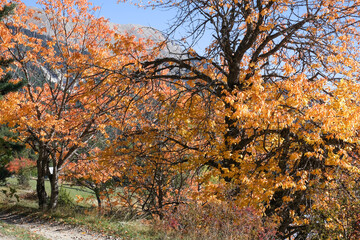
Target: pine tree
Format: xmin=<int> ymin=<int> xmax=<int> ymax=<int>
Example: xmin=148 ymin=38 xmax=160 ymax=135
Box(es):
xmin=0 ymin=3 xmax=25 ymax=183
xmin=0 ymin=3 xmax=24 ymax=96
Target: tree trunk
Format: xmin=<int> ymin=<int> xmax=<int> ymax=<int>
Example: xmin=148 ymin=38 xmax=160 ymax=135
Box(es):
xmin=36 ymin=155 xmax=47 ymax=210
xmin=48 ymin=166 xmax=59 ymax=210
xmin=95 ymin=189 xmax=102 ymax=209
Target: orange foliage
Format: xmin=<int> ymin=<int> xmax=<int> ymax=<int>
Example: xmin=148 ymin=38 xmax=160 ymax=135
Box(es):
xmin=6 ymin=157 xmax=35 ymax=174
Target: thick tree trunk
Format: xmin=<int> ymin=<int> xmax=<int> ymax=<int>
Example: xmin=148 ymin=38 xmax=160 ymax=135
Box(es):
xmin=48 ymin=166 xmax=59 ymax=210
xmin=36 ymin=155 xmax=47 ymax=210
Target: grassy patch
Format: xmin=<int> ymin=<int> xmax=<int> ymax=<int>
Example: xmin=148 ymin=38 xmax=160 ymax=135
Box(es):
xmin=59 ymin=184 xmax=94 ymax=201
xmin=0 ymin=220 xmax=49 ymax=240
xmin=44 ymin=208 xmax=161 ymax=240
xmin=4 ymin=178 xmax=94 ymax=205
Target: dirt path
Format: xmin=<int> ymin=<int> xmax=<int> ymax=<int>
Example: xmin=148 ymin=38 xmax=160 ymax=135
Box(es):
xmin=0 ymin=211 xmax=119 ymax=240
xmin=0 ymin=232 xmax=16 ymax=240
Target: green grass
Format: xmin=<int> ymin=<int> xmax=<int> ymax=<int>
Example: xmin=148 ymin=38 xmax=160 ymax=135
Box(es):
xmin=60 ymin=184 xmax=94 ymax=201
xmin=0 ymin=220 xmax=49 ymax=240
xmin=5 ymin=178 xmax=95 ymax=204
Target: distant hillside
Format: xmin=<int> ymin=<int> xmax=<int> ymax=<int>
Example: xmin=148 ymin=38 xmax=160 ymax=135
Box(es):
xmin=25 ymin=6 xmax=183 ymax=57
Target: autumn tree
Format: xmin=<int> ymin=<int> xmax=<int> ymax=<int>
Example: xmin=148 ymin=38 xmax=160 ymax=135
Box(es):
xmin=0 ymin=0 xmax=152 ymax=210
xmin=113 ymin=0 xmax=360 ymax=238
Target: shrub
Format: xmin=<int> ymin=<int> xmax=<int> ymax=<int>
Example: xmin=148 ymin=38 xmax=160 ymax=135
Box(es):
xmin=58 ymin=187 xmax=75 ymax=208
xmin=0 ymin=165 xmax=11 ymax=185
xmin=6 ymin=158 xmax=36 ymax=187
xmin=155 ymin=202 xmax=277 ymax=240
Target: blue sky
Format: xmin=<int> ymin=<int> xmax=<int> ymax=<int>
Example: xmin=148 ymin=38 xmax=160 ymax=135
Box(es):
xmin=21 ymin=0 xmax=176 ymax=31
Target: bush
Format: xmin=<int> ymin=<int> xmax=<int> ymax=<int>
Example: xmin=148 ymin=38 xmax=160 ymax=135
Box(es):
xmin=6 ymin=158 xmax=36 ymax=187
xmin=0 ymin=165 xmax=11 ymax=185
xmin=58 ymin=187 xmax=75 ymax=208
xmin=155 ymin=202 xmax=277 ymax=240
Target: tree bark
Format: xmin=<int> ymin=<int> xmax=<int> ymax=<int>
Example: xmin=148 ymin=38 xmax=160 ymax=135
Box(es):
xmin=36 ymin=154 xmax=47 ymax=210
xmin=48 ymin=165 xmax=59 ymax=210
xmin=95 ymin=188 xmax=102 ymax=209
